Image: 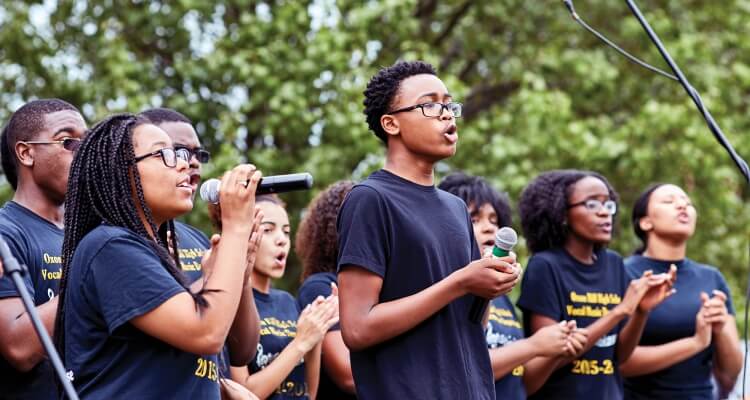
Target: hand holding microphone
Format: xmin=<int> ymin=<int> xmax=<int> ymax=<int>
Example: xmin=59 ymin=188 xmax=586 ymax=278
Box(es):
xmin=214 ymin=165 xmax=262 ymax=237
xmin=468 ymin=227 xmax=520 ymax=323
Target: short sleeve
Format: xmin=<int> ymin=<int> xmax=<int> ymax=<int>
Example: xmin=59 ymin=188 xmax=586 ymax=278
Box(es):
xmin=337 ymin=186 xmax=390 ymax=277
xmin=517 ymin=255 xmax=562 ymax=335
xmin=714 ymin=270 xmax=735 ymax=316
xmin=0 ymin=228 xmax=34 ymax=299
xmin=86 ymin=235 xmax=186 ymax=333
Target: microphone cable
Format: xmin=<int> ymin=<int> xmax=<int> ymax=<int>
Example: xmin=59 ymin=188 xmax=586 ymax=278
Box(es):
xmin=563 ymin=1 xmax=750 ymax=396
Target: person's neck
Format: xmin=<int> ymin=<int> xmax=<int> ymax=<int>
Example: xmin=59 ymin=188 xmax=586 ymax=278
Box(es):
xmin=252 ymin=272 xmax=271 ymax=294
xmin=564 ymin=235 xmax=597 ymax=264
xmin=135 ymin=206 xmax=160 ymax=240
xmin=12 ymin=183 xmax=64 ymax=229
xmin=642 ymin=235 xmax=687 ymax=261
xmin=383 ymin=143 xmax=436 ymax=186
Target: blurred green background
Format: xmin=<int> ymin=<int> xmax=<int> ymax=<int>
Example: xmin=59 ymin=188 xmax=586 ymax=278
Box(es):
xmin=1 ymin=1 xmax=749 ymax=329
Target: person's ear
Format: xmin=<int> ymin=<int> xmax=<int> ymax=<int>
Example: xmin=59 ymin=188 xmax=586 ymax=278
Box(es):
xmin=639 ymin=216 xmax=653 ymax=232
xmin=380 ymin=114 xmax=400 ymax=138
xmin=15 ymin=141 xmax=34 ymax=167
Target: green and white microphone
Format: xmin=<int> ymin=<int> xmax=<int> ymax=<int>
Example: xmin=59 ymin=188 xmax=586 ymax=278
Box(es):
xmin=470 ymin=227 xmax=518 ymax=323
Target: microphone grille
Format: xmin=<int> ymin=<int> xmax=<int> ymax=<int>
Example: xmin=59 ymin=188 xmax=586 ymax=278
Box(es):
xmin=199 ymin=179 xmax=221 ymax=204
xmin=494 ymin=227 xmax=518 ymax=251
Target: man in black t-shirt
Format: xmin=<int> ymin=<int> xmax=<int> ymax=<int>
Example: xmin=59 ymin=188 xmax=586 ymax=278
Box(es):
xmin=0 ymin=99 xmax=86 ymax=399
xmin=336 ymin=61 xmax=521 ymax=399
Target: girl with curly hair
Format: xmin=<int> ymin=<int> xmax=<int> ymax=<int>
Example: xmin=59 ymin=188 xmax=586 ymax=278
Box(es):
xmin=517 ymin=170 xmax=675 ymax=399
xmin=295 ymin=181 xmax=357 ymax=399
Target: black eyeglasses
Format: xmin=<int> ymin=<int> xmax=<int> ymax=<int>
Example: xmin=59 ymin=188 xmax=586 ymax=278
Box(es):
xmin=134 ymin=147 xmax=191 ymax=168
xmin=175 ymin=146 xmax=211 ymax=164
xmin=567 ymin=199 xmax=617 ymax=215
xmin=22 ymin=137 xmax=82 ymax=152
xmin=388 ymin=102 xmax=463 ymax=118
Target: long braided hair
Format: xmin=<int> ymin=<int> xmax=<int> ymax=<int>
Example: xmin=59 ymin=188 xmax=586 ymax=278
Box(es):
xmin=54 ymin=114 xmax=207 ymax=363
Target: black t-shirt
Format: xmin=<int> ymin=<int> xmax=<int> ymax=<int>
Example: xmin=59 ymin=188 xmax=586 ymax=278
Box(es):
xmin=624 ymin=256 xmax=735 ymax=400
xmin=336 ymin=169 xmax=493 ymax=400
xmin=174 ymin=221 xmax=210 ymax=284
xmin=517 ymin=248 xmax=629 ymax=400
xmin=62 ymin=225 xmax=220 ymax=399
xmin=250 ymin=288 xmax=307 ymax=399
xmin=486 ymin=295 xmax=526 ymax=400
xmin=0 ymin=201 xmax=63 ymax=399
xmin=297 ymin=272 xmax=356 ymax=400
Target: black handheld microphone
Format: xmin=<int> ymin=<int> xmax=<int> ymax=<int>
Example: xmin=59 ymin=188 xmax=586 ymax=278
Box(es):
xmin=469 ymin=227 xmax=518 ymax=324
xmin=200 ymin=172 xmax=314 ymax=204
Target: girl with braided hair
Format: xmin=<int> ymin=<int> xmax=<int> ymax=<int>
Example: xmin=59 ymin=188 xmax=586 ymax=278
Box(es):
xmin=516 ymin=170 xmax=675 ymax=399
xmin=54 ymin=114 xmax=262 ymax=399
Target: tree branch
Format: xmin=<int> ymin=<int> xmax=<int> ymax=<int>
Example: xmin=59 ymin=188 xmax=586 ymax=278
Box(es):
xmin=432 ymin=1 xmax=474 ymax=46
xmin=463 ymin=81 xmax=520 ymax=120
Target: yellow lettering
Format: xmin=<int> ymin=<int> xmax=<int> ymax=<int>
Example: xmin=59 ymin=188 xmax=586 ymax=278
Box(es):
xmin=569 ymin=291 xmax=621 ymax=305
xmin=566 ymin=304 xmax=611 ymax=318
xmin=193 ymin=358 xmax=218 ymax=382
xmin=195 ymin=358 xmax=207 ymax=378
xmin=571 ymin=359 xmax=615 ymax=376
xmin=42 ymin=253 xmax=62 ymax=265
xmin=41 ymin=269 xmax=62 ymax=280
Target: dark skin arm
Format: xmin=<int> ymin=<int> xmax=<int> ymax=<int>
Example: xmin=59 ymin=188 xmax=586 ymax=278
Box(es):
xmin=338 ymin=255 xmax=520 ymax=352
xmin=195 ymin=209 xmax=263 ymax=366
xmin=616 ymin=269 xmax=676 ymax=363
xmin=523 ymin=328 xmax=588 ymax=395
xmin=225 ymin=284 xmax=260 ymax=366
xmin=527 ymin=271 xmax=674 ymax=373
xmin=0 ymin=296 xmax=58 ymax=371
xmin=321 ymin=330 xmax=355 ymax=394
xmin=620 ymin=302 xmax=711 ymax=377
xmin=226 ymin=210 xmax=263 ymax=366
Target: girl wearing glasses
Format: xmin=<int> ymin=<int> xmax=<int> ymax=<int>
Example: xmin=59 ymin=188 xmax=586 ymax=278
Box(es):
xmin=621 ymin=184 xmax=742 ymax=399
xmin=209 ymin=194 xmax=339 ymax=400
xmin=516 ymin=170 xmax=674 ymax=399
xmin=54 ymin=114 xmax=262 ymax=398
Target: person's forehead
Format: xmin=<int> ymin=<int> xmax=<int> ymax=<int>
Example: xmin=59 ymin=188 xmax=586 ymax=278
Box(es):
xmin=570 ymin=176 xmax=609 ymax=198
xmin=42 ymin=110 xmax=86 ymax=133
xmin=134 ymin=124 xmax=172 ymax=149
xmin=259 ymin=202 xmax=289 ymax=223
xmin=652 ymin=184 xmax=687 ymax=199
xmin=158 ymin=121 xmax=200 ymax=147
xmin=397 ymin=74 xmax=450 ymax=101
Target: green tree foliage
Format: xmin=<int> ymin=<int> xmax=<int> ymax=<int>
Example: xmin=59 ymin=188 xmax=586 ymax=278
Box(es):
xmin=1 ymin=1 xmax=748 ymax=319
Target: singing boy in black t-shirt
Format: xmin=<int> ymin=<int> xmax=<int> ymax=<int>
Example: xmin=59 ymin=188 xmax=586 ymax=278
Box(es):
xmin=336 ymin=61 xmax=520 ymax=400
